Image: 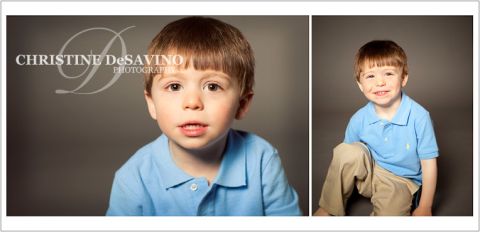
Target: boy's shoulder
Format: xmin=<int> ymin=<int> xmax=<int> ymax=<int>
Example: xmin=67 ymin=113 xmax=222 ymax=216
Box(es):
xmin=406 ymin=95 xmax=430 ymax=118
xmin=114 ymin=136 xmax=164 ymax=177
xmin=349 ymin=102 xmax=371 ymax=124
xmin=228 ymin=129 xmax=281 ymax=171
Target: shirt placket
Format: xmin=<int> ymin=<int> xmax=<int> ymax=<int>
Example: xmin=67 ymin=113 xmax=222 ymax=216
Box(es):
xmin=381 ymin=120 xmax=393 ymax=149
xmin=187 ymin=178 xmax=213 ymax=215
xmin=197 ymin=184 xmax=216 ymax=216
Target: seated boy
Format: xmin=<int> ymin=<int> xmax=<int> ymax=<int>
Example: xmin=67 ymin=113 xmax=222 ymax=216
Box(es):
xmin=315 ymin=40 xmax=438 ymax=216
xmin=106 ymin=16 xmax=301 ymax=216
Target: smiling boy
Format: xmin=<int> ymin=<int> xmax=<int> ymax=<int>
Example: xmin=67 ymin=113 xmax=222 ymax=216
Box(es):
xmin=106 ymin=16 xmax=301 ymax=216
xmin=315 ymin=40 xmax=439 ymax=216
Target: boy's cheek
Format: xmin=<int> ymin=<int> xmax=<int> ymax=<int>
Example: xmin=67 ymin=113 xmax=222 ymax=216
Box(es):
xmin=205 ymin=100 xmax=238 ymax=119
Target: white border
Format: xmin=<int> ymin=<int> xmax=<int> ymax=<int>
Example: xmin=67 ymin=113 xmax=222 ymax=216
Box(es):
xmin=1 ymin=1 xmax=478 ymax=231
xmin=1 ymin=1 xmax=6 ymax=230
xmin=473 ymin=0 xmax=479 ymax=230
xmin=0 ymin=1 xmax=477 ymax=16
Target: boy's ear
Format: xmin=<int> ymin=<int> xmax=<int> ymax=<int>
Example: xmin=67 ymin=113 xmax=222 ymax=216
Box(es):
xmin=402 ymin=75 xmax=409 ymax=87
xmin=235 ymin=92 xmax=254 ymax=120
xmin=356 ymin=81 xmax=364 ymax=93
xmin=144 ymin=90 xmax=157 ymax=120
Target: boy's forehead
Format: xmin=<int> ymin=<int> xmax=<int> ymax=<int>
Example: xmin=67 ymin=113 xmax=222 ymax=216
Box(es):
xmin=157 ymin=67 xmax=232 ymax=79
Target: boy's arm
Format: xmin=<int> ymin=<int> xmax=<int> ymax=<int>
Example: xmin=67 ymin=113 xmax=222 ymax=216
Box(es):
xmin=262 ymin=153 xmax=302 ymax=216
xmin=412 ymin=158 xmax=437 ymax=216
xmin=344 ymin=116 xmax=361 ymax=144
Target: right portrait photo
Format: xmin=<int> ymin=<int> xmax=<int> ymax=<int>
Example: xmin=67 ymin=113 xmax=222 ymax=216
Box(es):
xmin=312 ymin=16 xmax=473 ymax=216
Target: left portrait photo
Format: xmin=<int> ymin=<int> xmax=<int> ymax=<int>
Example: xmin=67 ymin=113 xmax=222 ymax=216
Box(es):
xmin=7 ymin=16 xmax=309 ymax=216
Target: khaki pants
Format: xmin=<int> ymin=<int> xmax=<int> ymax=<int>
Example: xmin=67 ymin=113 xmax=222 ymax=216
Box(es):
xmin=319 ymin=142 xmax=419 ymax=216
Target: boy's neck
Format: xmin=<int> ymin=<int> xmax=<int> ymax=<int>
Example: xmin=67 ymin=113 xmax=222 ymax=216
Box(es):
xmin=374 ymin=94 xmax=403 ymax=121
xmin=168 ymin=135 xmax=227 ymax=185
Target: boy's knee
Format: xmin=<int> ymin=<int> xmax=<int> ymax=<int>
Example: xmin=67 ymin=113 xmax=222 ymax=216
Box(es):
xmin=332 ymin=142 xmax=369 ymax=165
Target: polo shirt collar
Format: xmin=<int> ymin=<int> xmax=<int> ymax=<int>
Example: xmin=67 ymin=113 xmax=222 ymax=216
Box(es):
xmin=152 ymin=130 xmax=246 ymax=190
xmin=366 ymin=102 xmax=381 ymax=124
xmin=153 ymin=135 xmax=194 ymax=189
xmin=212 ymin=130 xmax=247 ymax=188
xmin=391 ymin=92 xmax=412 ymax=126
xmin=366 ymin=91 xmax=411 ymax=126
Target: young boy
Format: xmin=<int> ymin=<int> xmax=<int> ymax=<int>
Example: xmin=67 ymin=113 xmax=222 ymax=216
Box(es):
xmin=315 ymin=40 xmax=438 ymax=216
xmin=106 ymin=16 xmax=301 ymax=216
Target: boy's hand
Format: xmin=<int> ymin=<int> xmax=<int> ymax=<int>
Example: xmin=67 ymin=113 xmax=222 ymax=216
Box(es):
xmin=412 ymin=206 xmax=432 ymax=216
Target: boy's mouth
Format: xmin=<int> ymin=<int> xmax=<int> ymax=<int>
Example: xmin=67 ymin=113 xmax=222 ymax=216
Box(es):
xmin=178 ymin=122 xmax=208 ymax=137
xmin=374 ymin=90 xmax=389 ymax=96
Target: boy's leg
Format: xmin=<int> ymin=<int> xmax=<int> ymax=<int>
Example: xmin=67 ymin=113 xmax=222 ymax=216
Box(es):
xmin=371 ymin=165 xmax=420 ymax=216
xmin=318 ymin=142 xmax=373 ymax=216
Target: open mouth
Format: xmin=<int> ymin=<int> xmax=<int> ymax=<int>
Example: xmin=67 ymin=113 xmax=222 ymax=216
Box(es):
xmin=180 ymin=124 xmax=206 ymax=129
xmin=178 ymin=122 xmax=208 ymax=137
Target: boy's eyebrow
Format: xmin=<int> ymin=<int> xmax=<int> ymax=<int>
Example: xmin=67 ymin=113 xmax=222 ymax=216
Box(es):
xmin=360 ymin=70 xmax=373 ymax=76
xmin=384 ymin=68 xmax=399 ymax=71
xmin=153 ymin=73 xmax=172 ymax=82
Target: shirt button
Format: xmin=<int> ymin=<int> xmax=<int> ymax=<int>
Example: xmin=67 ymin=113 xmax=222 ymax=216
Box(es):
xmin=384 ymin=137 xmax=388 ymax=142
xmin=190 ymin=183 xmax=198 ymax=191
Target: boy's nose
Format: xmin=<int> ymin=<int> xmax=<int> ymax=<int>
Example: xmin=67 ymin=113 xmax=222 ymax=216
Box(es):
xmin=183 ymin=91 xmax=204 ymax=111
xmin=376 ymin=78 xmax=386 ymax=86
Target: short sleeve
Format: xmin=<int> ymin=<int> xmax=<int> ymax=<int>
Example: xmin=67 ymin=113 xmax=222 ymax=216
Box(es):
xmin=261 ymin=153 xmax=302 ymax=216
xmin=416 ymin=113 xmax=439 ymax=160
xmin=344 ymin=117 xmax=360 ymax=144
xmin=106 ymin=172 xmax=144 ymax=216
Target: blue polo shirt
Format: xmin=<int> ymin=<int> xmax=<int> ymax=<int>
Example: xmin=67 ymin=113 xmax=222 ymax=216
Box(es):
xmin=344 ymin=93 xmax=439 ymax=185
xmin=106 ymin=129 xmax=301 ymax=216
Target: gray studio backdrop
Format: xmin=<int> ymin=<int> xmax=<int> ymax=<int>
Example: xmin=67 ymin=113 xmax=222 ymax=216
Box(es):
xmin=312 ymin=16 xmax=473 ymax=215
xmin=7 ymin=16 xmax=309 ymax=216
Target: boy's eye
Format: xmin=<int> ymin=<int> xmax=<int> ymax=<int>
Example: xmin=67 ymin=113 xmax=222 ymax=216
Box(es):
xmin=167 ymin=83 xmax=181 ymax=91
xmin=385 ymin=72 xmax=394 ymax=76
xmin=205 ymin=83 xmax=221 ymax=91
xmin=365 ymin=75 xmax=374 ymax=79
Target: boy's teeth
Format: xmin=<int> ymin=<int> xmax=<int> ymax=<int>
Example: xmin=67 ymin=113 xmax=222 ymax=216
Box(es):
xmin=183 ymin=124 xmax=203 ymax=129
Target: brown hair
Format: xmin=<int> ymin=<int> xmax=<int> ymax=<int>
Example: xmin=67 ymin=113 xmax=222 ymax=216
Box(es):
xmin=145 ymin=16 xmax=255 ymax=96
xmin=354 ymin=40 xmax=408 ymax=81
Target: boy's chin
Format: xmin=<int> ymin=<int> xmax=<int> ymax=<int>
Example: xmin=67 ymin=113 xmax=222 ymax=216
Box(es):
xmin=365 ymin=94 xmax=389 ymax=103
xmin=171 ymin=136 xmax=226 ymax=151
xmin=371 ymin=99 xmax=398 ymax=109
xmin=173 ymin=139 xmax=212 ymax=150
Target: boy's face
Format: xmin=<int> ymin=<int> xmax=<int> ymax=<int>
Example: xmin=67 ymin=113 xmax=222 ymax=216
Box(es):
xmin=357 ymin=64 xmax=408 ymax=109
xmin=145 ymin=66 xmax=252 ymax=151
